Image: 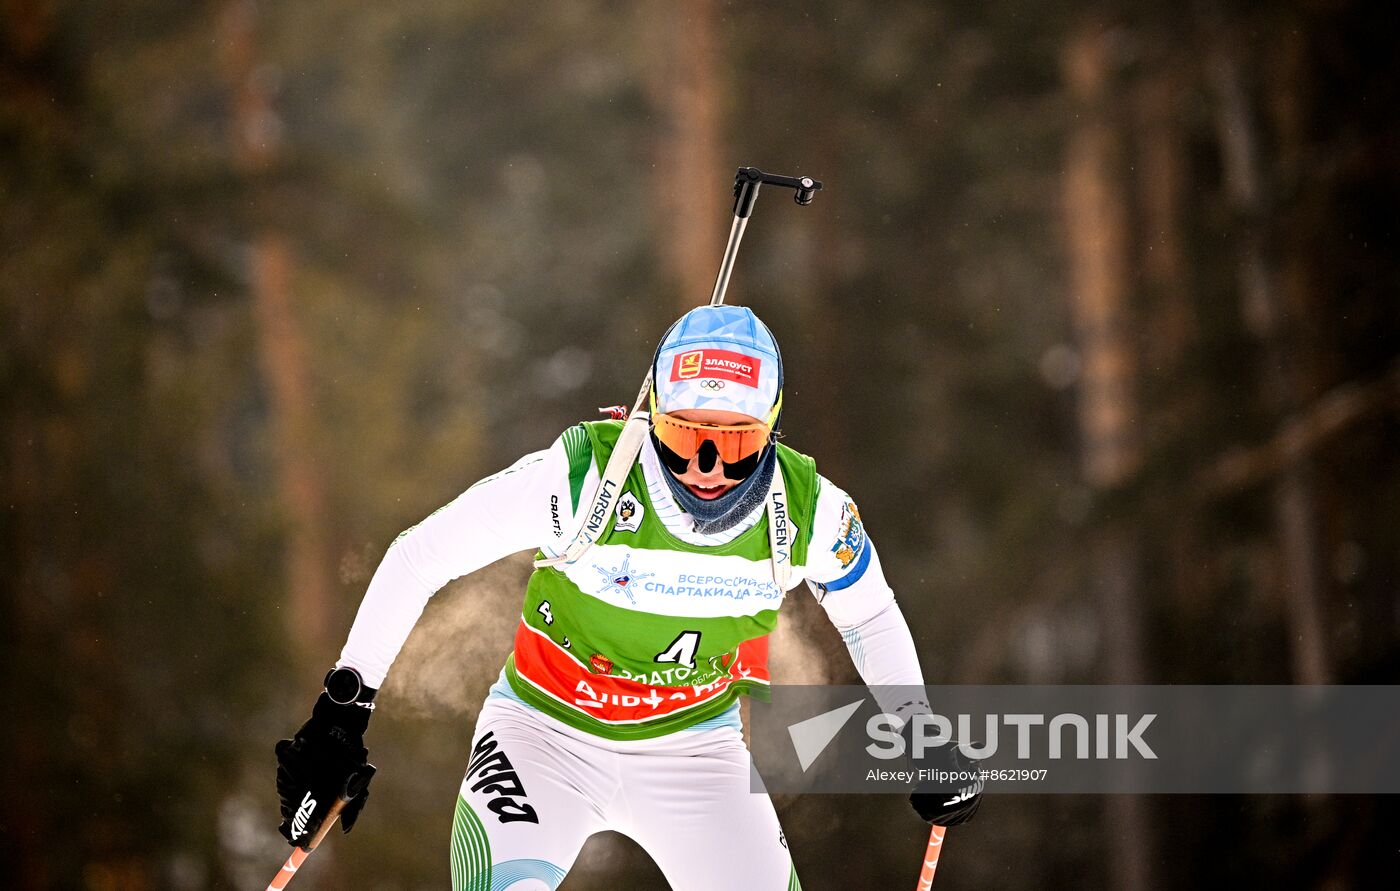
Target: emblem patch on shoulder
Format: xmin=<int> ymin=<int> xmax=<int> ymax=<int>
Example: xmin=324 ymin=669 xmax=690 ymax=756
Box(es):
xmin=614 ymin=490 xmax=644 ymax=533
xmin=832 ymin=501 xmax=866 ymax=569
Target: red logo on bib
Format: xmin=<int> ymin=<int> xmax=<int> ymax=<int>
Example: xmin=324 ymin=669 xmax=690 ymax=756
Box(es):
xmin=669 ymin=350 xmax=761 ymax=387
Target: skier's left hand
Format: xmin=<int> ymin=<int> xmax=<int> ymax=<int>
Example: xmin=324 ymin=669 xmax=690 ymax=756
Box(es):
xmin=907 ymin=739 xmax=984 ymax=826
xmin=275 ymin=690 xmax=375 ymax=846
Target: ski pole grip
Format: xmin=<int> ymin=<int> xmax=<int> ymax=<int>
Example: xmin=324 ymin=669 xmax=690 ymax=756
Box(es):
xmin=343 ymin=763 xmax=376 ymax=801
xmin=733 ymin=167 xmax=763 ymax=218
xmin=300 ymin=764 xmax=377 ymax=853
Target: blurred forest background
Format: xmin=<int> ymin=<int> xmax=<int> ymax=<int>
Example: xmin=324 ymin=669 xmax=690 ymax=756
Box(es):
xmin=2 ymin=0 xmax=1397 ymax=888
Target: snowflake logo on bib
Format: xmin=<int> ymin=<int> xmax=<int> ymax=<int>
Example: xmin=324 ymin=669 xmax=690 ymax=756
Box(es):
xmin=594 ymin=554 xmax=655 ymax=604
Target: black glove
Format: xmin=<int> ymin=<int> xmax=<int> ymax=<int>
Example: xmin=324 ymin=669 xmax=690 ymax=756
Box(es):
xmin=275 ymin=677 xmax=376 ymax=847
xmin=906 ymin=733 xmax=984 ymax=826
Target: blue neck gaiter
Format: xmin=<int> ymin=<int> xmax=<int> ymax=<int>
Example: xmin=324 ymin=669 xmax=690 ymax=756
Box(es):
xmin=659 ymin=441 xmax=778 ymax=535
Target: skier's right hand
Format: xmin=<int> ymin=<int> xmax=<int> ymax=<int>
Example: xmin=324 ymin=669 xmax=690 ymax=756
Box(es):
xmin=903 ymin=723 xmax=984 ymax=827
xmin=908 ymin=742 xmax=984 ymax=826
xmin=275 ymin=672 xmax=376 ymax=847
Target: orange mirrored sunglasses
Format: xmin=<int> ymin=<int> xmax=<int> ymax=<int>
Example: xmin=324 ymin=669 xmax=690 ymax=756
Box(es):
xmin=651 ymin=412 xmax=773 ymax=464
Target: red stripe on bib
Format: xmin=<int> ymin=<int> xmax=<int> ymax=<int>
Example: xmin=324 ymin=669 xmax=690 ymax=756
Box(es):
xmin=511 ymin=621 xmax=769 ymax=724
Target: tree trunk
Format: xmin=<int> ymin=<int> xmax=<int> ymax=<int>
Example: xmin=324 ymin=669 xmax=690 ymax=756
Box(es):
xmin=643 ymin=0 xmax=726 ymax=311
xmin=1063 ymin=21 xmax=1155 ymax=891
xmin=247 ymin=234 xmax=335 ymax=648
xmin=1132 ymin=68 xmax=1193 ymax=375
xmin=1133 ymin=58 xmax=1208 ymax=614
xmin=3 ymin=7 xmax=79 ymax=885
xmin=219 ymin=0 xmax=335 ymax=655
xmin=1063 ymin=29 xmax=1139 ymax=491
xmin=1208 ymin=35 xmax=1332 ymax=686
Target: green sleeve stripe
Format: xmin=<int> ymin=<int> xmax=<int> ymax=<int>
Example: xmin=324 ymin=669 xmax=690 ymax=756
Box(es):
xmin=450 ymin=795 xmax=492 ymax=891
xmin=561 ymin=425 xmax=593 ymax=513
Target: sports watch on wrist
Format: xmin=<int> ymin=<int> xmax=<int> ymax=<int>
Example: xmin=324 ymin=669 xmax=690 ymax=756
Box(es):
xmin=324 ymin=666 xmax=377 ymax=706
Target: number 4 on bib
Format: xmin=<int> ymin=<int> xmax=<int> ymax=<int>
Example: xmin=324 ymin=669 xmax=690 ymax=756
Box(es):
xmin=654 ymin=631 xmax=701 ymax=670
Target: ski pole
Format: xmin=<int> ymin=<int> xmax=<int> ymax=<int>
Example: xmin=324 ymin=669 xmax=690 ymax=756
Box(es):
xmin=914 ymin=825 xmax=947 ymax=890
xmin=708 ymin=167 xmax=822 ymax=307
xmin=265 ymin=766 xmax=376 ymax=891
